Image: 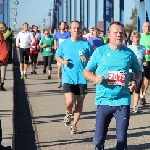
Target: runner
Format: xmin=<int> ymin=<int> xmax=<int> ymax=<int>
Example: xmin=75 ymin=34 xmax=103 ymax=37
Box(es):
xmin=30 ymin=30 xmax=40 ymax=74
xmin=83 ymin=26 xmax=94 ymax=40
xmin=32 ymin=25 xmax=41 ymax=69
xmin=16 ymin=22 xmax=34 ymax=79
xmin=128 ymin=30 xmax=146 ymax=113
xmin=39 ymin=29 xmax=54 ymax=79
xmin=83 ymin=21 xmax=142 ymax=150
xmin=139 ymin=22 xmax=150 ymax=105
xmin=99 ymin=30 xmax=108 ymax=44
xmin=55 ymin=20 xmax=93 ymax=134
xmin=0 ymin=22 xmax=8 ymax=91
xmin=88 ymin=27 xmax=104 ymax=50
xmin=54 ymin=21 xmax=70 ymax=88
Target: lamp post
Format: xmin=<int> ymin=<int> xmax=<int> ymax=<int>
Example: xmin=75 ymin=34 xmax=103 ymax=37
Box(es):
xmin=14 ymin=0 xmax=19 ymax=5
xmin=9 ymin=0 xmax=19 ymax=5
xmin=9 ymin=0 xmax=19 ymax=29
xmin=48 ymin=11 xmax=51 ymax=28
xmin=10 ymin=8 xmax=18 ymax=16
xmin=10 ymin=18 xmax=17 ymax=30
xmin=43 ymin=19 xmax=45 ymax=29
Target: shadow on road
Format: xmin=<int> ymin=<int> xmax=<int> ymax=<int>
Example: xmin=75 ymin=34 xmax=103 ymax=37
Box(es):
xmin=13 ymin=48 xmax=38 ymax=150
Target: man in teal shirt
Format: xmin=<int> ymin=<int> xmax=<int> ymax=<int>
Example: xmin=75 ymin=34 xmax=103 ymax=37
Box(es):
xmin=83 ymin=21 xmax=142 ymax=150
xmin=55 ymin=20 xmax=93 ymax=134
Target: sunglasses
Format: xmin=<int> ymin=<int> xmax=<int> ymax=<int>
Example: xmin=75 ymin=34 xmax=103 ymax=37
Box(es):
xmin=45 ymin=33 xmax=49 ymax=34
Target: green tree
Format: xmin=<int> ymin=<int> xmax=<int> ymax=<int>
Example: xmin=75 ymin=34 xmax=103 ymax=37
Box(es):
xmin=130 ymin=7 xmax=137 ymax=26
xmin=125 ymin=7 xmax=137 ymax=32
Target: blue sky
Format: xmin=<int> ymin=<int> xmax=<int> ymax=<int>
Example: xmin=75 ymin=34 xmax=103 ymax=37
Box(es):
xmin=10 ymin=0 xmax=135 ymax=29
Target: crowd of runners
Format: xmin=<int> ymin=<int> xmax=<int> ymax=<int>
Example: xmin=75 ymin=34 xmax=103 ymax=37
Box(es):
xmin=1 ymin=19 xmax=150 ymax=150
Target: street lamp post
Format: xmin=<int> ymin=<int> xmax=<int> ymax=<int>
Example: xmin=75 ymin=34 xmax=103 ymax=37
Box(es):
xmin=9 ymin=0 xmax=19 ymax=29
xmin=10 ymin=18 xmax=17 ymax=30
xmin=43 ymin=19 xmax=45 ymax=29
xmin=48 ymin=11 xmax=51 ymax=28
xmin=9 ymin=0 xmax=19 ymax=5
xmin=10 ymin=8 xmax=18 ymax=16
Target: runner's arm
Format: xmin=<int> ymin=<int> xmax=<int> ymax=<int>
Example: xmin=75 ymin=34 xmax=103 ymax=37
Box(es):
xmin=54 ymin=40 xmax=58 ymax=50
xmin=16 ymin=32 xmax=20 ymax=47
xmin=134 ymin=71 xmax=142 ymax=82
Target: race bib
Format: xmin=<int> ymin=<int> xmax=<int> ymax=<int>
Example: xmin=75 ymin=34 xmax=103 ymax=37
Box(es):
xmin=45 ymin=46 xmax=51 ymax=51
xmin=59 ymin=38 xmax=66 ymax=45
xmin=30 ymin=46 xmax=36 ymax=50
xmin=146 ymin=50 xmax=150 ymax=55
xmin=108 ymin=71 xmax=126 ymax=86
xmin=21 ymin=40 xmax=28 ymax=46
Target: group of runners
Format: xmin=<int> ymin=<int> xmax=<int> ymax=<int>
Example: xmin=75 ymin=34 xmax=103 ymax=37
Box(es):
xmin=14 ymin=20 xmax=150 ymax=150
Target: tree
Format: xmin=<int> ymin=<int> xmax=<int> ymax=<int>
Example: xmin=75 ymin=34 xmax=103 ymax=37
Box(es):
xmin=130 ymin=7 xmax=137 ymax=26
xmin=125 ymin=7 xmax=137 ymax=33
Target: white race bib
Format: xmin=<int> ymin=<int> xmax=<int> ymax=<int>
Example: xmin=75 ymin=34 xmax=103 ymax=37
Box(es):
xmin=21 ymin=40 xmax=28 ymax=46
xmin=30 ymin=46 xmax=36 ymax=50
xmin=45 ymin=47 xmax=51 ymax=51
xmin=108 ymin=71 xmax=126 ymax=86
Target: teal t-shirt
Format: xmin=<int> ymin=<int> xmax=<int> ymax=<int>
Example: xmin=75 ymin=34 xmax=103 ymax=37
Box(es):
xmin=39 ymin=36 xmax=54 ymax=56
xmin=55 ymin=38 xmax=93 ymax=84
xmin=86 ymin=44 xmax=141 ymax=106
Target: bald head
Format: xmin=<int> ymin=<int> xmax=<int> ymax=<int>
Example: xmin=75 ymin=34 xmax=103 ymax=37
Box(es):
xmin=142 ymin=22 xmax=150 ymax=34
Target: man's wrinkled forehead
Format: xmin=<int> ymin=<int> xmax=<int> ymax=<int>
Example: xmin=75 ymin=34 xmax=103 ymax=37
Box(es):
xmin=109 ymin=24 xmax=124 ymax=32
xmin=143 ymin=22 xmax=150 ymax=27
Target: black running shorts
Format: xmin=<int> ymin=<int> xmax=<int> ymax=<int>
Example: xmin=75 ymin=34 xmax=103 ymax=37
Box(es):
xmin=63 ymin=83 xmax=87 ymax=95
xmin=143 ymin=61 xmax=150 ymax=79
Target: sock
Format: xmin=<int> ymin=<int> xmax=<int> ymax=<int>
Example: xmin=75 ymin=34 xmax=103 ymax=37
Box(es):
xmin=21 ymin=71 xmax=24 ymax=75
xmin=58 ymin=79 xmax=61 ymax=83
xmin=24 ymin=70 xmax=26 ymax=75
xmin=140 ymin=95 xmax=144 ymax=98
xmin=143 ymin=93 xmax=146 ymax=98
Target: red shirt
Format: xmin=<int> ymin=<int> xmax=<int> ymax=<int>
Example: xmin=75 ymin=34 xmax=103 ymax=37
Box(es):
xmin=30 ymin=38 xmax=39 ymax=54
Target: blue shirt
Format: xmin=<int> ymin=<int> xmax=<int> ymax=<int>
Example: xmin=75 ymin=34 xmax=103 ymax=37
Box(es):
xmin=128 ymin=44 xmax=146 ymax=72
xmin=88 ymin=37 xmax=104 ymax=47
xmin=55 ymin=38 xmax=93 ymax=84
xmin=86 ymin=44 xmax=141 ymax=106
xmin=35 ymin=32 xmax=41 ymax=40
xmin=54 ymin=32 xmax=70 ymax=46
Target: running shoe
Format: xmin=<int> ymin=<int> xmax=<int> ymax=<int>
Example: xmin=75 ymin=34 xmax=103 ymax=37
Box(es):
xmin=33 ymin=70 xmax=37 ymax=74
xmin=133 ymin=106 xmax=138 ymax=113
xmin=48 ymin=75 xmax=51 ymax=79
xmin=64 ymin=112 xmax=71 ymax=126
xmin=24 ymin=74 xmax=27 ymax=79
xmin=58 ymin=83 xmax=62 ymax=88
xmin=140 ymin=98 xmax=146 ymax=105
xmin=43 ymin=68 xmax=46 ymax=74
xmin=20 ymin=75 xmax=24 ymax=80
xmin=94 ymin=145 xmax=104 ymax=150
xmin=0 ymin=84 xmax=6 ymax=91
xmin=70 ymin=124 xmax=77 ymax=134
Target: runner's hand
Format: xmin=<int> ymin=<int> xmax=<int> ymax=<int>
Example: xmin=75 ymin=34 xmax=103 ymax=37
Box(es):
xmin=16 ymin=44 xmax=20 ymax=48
xmin=63 ymin=59 xmax=69 ymax=66
xmin=143 ymin=62 xmax=147 ymax=66
xmin=128 ymin=81 xmax=136 ymax=92
xmin=37 ymin=45 xmax=40 ymax=49
xmin=94 ymin=76 xmax=105 ymax=84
